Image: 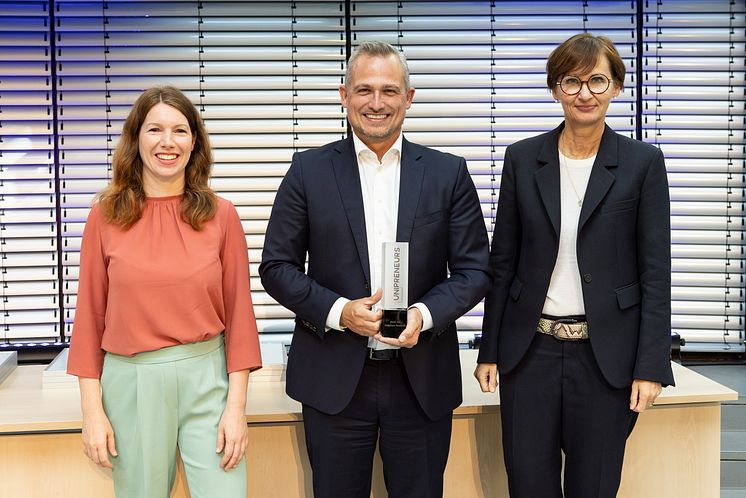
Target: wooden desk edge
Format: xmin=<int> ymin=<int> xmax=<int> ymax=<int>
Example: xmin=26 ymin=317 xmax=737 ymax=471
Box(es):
xmin=0 ymin=359 xmax=737 ymax=434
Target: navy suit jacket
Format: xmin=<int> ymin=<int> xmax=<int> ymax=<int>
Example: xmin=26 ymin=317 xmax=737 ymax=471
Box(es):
xmin=259 ymin=136 xmax=491 ymax=420
xmin=478 ymin=123 xmax=675 ymax=388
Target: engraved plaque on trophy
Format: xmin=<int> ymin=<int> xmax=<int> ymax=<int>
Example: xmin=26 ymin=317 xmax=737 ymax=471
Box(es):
xmin=381 ymin=242 xmax=409 ymax=338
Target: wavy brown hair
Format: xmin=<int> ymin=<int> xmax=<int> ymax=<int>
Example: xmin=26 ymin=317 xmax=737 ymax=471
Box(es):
xmin=96 ymin=85 xmax=217 ymax=230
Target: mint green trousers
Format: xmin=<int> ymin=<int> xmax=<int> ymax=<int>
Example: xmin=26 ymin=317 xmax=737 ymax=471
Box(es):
xmin=101 ymin=335 xmax=246 ymax=498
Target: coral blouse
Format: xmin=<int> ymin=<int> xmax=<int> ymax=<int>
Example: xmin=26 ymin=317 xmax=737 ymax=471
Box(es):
xmin=67 ymin=195 xmax=262 ymax=378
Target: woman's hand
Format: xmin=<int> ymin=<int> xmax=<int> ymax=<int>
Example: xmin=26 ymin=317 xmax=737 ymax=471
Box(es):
xmin=474 ymin=363 xmax=498 ymax=393
xmin=82 ymin=409 xmax=118 ymax=468
xmin=217 ymin=369 xmax=251 ymax=471
xmin=216 ymin=404 xmax=249 ymax=471
xmin=79 ymin=377 xmax=117 ymax=468
xmin=629 ymin=379 xmax=663 ymax=413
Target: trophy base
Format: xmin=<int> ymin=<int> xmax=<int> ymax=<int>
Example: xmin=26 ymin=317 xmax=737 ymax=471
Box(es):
xmin=382 ymin=309 xmax=407 ymax=338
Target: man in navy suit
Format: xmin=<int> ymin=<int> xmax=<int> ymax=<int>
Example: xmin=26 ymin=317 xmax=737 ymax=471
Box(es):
xmin=259 ymin=41 xmax=490 ymax=498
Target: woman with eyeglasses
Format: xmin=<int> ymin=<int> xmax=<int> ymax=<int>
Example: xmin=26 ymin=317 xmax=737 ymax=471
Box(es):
xmin=474 ymin=33 xmax=675 ymax=497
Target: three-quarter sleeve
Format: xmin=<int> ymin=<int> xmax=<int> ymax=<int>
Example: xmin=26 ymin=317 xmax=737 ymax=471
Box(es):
xmin=67 ymin=205 xmax=109 ymax=378
xmin=220 ymin=201 xmax=262 ymax=373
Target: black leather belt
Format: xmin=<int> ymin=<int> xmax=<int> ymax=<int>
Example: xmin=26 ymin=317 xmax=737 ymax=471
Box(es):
xmin=367 ymin=348 xmax=400 ymax=361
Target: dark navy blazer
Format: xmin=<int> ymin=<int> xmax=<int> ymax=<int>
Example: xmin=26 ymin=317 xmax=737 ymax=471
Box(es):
xmin=478 ymin=123 xmax=675 ymax=388
xmin=260 ymin=136 xmax=491 ymax=420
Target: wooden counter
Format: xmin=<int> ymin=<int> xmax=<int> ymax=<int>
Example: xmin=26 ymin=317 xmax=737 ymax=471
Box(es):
xmin=0 ymin=351 xmax=737 ymax=498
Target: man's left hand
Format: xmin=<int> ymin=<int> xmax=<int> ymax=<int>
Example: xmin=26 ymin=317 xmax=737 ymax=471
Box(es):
xmin=629 ymin=379 xmax=662 ymax=413
xmin=374 ymin=307 xmax=423 ymax=348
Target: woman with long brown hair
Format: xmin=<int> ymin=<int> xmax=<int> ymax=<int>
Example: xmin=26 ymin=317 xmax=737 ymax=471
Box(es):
xmin=67 ymin=85 xmax=261 ymax=498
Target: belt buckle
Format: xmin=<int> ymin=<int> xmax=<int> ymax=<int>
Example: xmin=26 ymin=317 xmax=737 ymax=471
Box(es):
xmin=549 ymin=318 xmax=579 ymax=341
xmin=368 ymin=348 xmax=399 ymax=361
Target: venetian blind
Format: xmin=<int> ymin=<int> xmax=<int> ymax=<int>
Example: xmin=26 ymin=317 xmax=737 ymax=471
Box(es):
xmin=0 ymin=1 xmax=61 ymax=345
xmin=350 ymin=0 xmax=638 ymax=342
xmin=642 ymin=0 xmax=746 ymax=351
xmin=54 ymin=0 xmax=346 ymax=344
xmin=1 ymin=0 xmax=743 ymax=354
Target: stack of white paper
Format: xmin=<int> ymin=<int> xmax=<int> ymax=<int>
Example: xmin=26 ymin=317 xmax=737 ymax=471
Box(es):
xmin=250 ymin=342 xmax=288 ymax=383
xmin=0 ymin=351 xmax=17 ymax=386
xmin=42 ymin=348 xmax=77 ymax=389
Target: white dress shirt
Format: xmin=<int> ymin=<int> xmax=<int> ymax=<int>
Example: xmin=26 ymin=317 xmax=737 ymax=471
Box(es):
xmin=325 ymin=133 xmax=433 ymax=349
